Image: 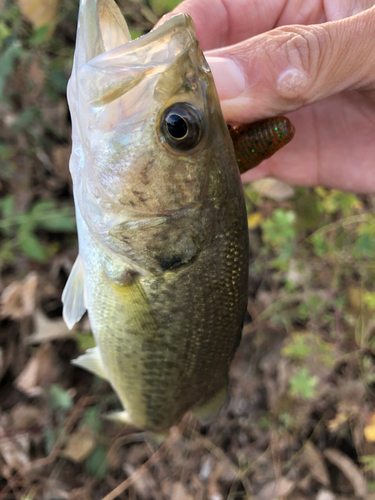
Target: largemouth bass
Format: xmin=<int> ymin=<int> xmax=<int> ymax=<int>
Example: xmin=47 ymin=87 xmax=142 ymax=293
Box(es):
xmin=63 ymin=0 xmax=293 ymax=436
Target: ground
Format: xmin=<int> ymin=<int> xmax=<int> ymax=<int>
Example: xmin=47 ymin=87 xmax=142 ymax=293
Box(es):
xmin=1 ymin=1 xmax=375 ymax=499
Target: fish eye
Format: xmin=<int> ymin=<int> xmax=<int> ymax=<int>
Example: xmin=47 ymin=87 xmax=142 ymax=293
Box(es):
xmin=160 ymin=103 xmax=203 ymax=151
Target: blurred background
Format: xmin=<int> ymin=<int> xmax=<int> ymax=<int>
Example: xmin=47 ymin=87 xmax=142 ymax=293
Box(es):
xmin=1 ymin=0 xmax=375 ymax=499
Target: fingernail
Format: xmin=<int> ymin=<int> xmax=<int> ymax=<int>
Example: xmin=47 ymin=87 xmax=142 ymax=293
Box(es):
xmin=206 ymin=56 xmax=246 ymax=100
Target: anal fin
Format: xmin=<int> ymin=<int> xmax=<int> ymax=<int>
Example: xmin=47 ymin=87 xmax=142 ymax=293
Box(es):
xmin=71 ymin=346 xmax=107 ymax=379
xmin=62 ymin=254 xmax=87 ymax=329
xmin=103 ymin=410 xmax=131 ymax=423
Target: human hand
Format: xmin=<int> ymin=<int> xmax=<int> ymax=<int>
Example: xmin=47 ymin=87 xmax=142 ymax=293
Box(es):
xmin=157 ymin=1 xmax=375 ymax=193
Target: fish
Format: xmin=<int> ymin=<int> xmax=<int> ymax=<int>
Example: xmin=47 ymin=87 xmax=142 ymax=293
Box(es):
xmin=63 ymin=0 xmax=294 ymax=438
xmin=63 ymin=0 xmax=249 ymax=437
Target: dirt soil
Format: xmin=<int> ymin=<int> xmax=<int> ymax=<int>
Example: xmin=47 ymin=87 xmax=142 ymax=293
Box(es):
xmin=1 ymin=1 xmax=375 ymax=499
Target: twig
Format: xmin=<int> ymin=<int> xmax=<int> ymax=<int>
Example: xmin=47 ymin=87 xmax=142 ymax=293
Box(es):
xmin=307 ymin=213 xmax=369 ymax=240
xmin=25 ymin=395 xmax=91 ymax=472
xmin=101 ymin=427 xmax=181 ymax=500
xmin=0 ymin=483 xmax=10 ymax=500
xmin=188 ymin=427 xmax=239 ymax=477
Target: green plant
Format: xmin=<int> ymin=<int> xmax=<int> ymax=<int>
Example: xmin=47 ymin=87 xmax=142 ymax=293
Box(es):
xmin=260 ymin=208 xmax=297 ymax=269
xmin=288 ymin=367 xmax=318 ymax=400
xmin=359 ymin=454 xmax=375 ymax=472
xmin=0 ymin=196 xmax=76 ymax=265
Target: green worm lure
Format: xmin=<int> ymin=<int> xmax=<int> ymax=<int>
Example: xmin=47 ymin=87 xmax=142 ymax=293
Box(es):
xmin=229 ymin=116 xmax=295 ymax=174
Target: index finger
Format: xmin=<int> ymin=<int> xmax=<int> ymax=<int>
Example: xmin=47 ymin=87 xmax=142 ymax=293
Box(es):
xmin=158 ymin=0 xmax=323 ymax=50
xmin=156 ymin=0 xmax=285 ymax=49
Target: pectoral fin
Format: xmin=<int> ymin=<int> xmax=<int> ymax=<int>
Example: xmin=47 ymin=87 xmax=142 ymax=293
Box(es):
xmin=71 ymin=346 xmax=107 ymax=380
xmin=62 ymin=254 xmax=87 ymax=330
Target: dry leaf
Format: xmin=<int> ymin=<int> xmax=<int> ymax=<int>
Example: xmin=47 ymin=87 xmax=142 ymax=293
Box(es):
xmin=60 ymin=428 xmax=96 ymax=463
xmin=68 ymin=487 xmax=91 ymax=500
xmin=248 ymin=212 xmax=263 ymax=230
xmin=17 ymin=0 xmax=59 ymax=31
xmin=123 ymin=463 xmax=157 ymax=498
xmin=26 ymin=310 xmax=72 ymax=344
xmin=301 ymin=442 xmax=330 ymax=487
xmin=327 ymin=412 xmax=348 ymax=433
xmin=256 ymin=477 xmax=295 ymax=500
xmin=252 ymin=178 xmax=295 ymax=201
xmin=15 ymin=344 xmax=60 ymax=396
xmin=11 ymin=404 xmax=44 ymax=430
xmin=323 ymin=448 xmax=366 ymax=499
xmin=364 ymin=413 xmax=375 ymax=442
xmin=316 ymin=490 xmax=336 ymax=500
xmin=0 ymin=429 xmax=30 ymax=470
xmin=171 ymin=482 xmax=194 ymax=500
xmin=1 ymin=272 xmax=38 ymax=319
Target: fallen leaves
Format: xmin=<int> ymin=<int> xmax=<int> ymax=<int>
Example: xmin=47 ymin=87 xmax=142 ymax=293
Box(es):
xmin=365 ymin=413 xmax=375 ymax=442
xmin=60 ymin=426 xmax=96 ymax=463
xmin=247 ymin=212 xmax=264 ymax=230
xmin=0 ymin=272 xmax=38 ymax=320
xmin=17 ymin=0 xmax=60 ymax=34
xmin=26 ymin=310 xmax=72 ymax=344
xmin=301 ymin=442 xmax=330 ymax=488
xmin=324 ymin=448 xmax=367 ymax=499
xmin=171 ymin=482 xmax=194 ymax=500
xmin=252 ymin=178 xmax=295 ymax=202
xmin=15 ymin=344 xmax=60 ymax=396
xmin=0 ymin=429 xmax=30 ymax=470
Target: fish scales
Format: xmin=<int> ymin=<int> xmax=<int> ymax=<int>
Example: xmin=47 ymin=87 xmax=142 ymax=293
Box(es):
xmin=63 ymin=0 xmax=249 ymax=435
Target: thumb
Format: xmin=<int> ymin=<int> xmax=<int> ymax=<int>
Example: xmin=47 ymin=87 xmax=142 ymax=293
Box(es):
xmin=206 ymin=6 xmax=375 ymax=123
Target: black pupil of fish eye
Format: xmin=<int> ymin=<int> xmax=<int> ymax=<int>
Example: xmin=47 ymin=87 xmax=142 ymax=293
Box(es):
xmin=160 ymin=103 xmax=203 ymax=151
xmin=166 ymin=113 xmax=188 ymax=139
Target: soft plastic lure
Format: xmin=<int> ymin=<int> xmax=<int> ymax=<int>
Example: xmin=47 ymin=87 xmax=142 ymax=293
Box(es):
xmin=230 ymin=116 xmax=295 ymax=174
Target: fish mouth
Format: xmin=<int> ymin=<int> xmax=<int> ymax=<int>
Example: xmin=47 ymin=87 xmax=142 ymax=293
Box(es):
xmin=74 ymin=0 xmax=199 ymax=76
xmin=72 ymin=3 xmax=206 ymax=108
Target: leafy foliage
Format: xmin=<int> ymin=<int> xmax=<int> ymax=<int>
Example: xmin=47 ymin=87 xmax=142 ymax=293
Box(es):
xmin=149 ymin=0 xmax=181 ymax=15
xmin=288 ymin=366 xmax=318 ymax=400
xmin=49 ymin=384 xmax=74 ymax=411
xmin=0 ymin=196 xmax=75 ymax=266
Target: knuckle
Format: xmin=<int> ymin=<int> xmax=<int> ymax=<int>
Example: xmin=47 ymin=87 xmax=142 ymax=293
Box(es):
xmin=277 ymin=26 xmax=331 ymax=76
xmin=268 ymin=26 xmax=333 ymax=101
